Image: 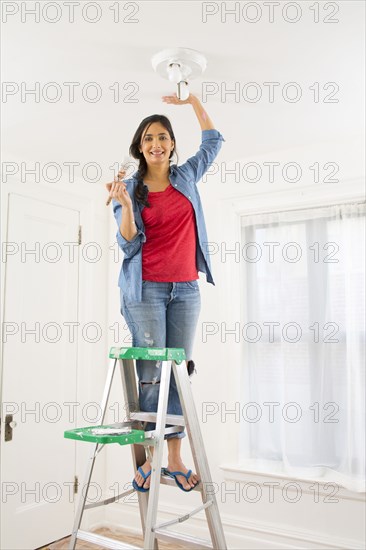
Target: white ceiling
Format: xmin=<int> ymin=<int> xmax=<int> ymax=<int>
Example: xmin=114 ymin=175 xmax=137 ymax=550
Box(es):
xmin=2 ymin=1 xmax=365 ymax=177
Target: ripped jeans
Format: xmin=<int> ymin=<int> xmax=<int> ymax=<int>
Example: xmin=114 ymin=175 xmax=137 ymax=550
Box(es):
xmin=120 ymin=280 xmax=201 ymax=439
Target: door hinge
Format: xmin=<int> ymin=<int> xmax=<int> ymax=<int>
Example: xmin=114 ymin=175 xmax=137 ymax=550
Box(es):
xmin=74 ymin=475 xmax=79 ymax=495
xmin=78 ymin=225 xmax=82 ymax=245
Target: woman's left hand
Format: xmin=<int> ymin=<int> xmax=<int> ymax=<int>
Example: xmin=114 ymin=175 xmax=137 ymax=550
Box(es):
xmin=161 ymin=92 xmax=197 ymax=105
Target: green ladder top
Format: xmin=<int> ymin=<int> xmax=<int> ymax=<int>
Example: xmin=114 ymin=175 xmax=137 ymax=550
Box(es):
xmin=109 ymin=346 xmax=186 ymax=362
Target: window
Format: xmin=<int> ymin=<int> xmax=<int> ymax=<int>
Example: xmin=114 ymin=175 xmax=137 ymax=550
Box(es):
xmin=239 ymin=202 xmax=365 ymax=491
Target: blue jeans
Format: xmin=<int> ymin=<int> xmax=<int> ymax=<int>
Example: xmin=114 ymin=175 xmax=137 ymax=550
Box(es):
xmin=120 ymin=280 xmax=201 ymax=439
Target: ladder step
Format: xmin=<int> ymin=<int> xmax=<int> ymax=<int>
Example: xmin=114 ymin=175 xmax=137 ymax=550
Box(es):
xmin=64 ymin=424 xmax=145 ymax=445
xmin=154 ymin=499 xmax=213 ymax=530
xmin=84 ymin=488 xmax=135 ymax=510
xmin=77 ymin=529 xmax=140 ymax=549
xmin=130 ymin=411 xmax=185 ymax=425
xmin=154 ymin=529 xmax=213 ymax=549
xmin=160 ymin=471 xmax=202 ymax=491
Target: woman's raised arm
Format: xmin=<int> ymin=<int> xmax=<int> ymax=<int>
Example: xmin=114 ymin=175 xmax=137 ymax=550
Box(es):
xmin=162 ymin=93 xmax=215 ymax=131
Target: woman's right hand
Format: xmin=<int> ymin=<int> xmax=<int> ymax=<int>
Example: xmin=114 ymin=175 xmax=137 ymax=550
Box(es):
xmin=105 ymin=169 xmax=133 ymax=207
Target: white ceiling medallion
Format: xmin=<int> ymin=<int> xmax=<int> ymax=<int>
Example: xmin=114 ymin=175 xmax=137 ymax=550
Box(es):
xmin=151 ymin=47 xmax=207 ymax=101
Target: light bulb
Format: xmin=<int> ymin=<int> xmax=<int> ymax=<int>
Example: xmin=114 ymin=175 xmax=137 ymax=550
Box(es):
xmin=168 ymin=63 xmax=182 ymax=84
xmin=177 ymin=81 xmax=189 ymax=101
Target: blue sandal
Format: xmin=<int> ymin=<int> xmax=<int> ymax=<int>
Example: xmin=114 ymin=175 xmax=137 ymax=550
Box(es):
xmin=162 ymin=468 xmax=199 ymax=492
xmin=132 ymin=467 xmax=151 ymax=492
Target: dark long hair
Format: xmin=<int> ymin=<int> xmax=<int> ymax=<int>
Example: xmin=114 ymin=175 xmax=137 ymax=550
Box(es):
xmin=129 ymin=114 xmax=178 ymax=207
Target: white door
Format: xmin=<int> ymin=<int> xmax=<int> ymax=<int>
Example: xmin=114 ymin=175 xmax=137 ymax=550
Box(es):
xmin=1 ymin=194 xmax=80 ymax=549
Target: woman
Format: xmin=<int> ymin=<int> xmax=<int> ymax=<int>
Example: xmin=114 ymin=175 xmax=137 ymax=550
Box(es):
xmin=106 ymin=92 xmax=224 ymax=492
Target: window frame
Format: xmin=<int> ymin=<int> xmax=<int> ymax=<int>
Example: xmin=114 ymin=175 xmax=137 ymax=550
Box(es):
xmin=217 ymin=178 xmax=365 ymax=489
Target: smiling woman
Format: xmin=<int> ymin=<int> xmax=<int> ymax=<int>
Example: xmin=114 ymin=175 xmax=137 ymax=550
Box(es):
xmin=105 ymin=92 xmax=225 ymax=493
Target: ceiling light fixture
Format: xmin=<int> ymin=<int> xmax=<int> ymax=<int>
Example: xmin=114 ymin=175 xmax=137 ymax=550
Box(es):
xmin=151 ymin=47 xmax=207 ymax=101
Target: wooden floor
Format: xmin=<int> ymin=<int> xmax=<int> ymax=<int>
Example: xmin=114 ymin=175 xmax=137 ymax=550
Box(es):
xmin=38 ymin=526 xmax=189 ymax=549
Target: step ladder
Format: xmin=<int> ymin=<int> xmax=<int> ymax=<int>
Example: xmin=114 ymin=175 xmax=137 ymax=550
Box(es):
xmin=64 ymin=346 xmax=227 ymax=550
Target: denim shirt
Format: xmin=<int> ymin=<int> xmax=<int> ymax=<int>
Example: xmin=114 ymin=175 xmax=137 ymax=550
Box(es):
xmin=113 ymin=128 xmax=225 ymax=302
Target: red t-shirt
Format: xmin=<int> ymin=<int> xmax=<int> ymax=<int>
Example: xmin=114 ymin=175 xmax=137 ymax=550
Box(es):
xmin=141 ymin=184 xmax=199 ymax=282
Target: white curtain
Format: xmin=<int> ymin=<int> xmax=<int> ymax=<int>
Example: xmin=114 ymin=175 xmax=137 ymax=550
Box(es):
xmin=239 ymin=202 xmax=365 ymax=492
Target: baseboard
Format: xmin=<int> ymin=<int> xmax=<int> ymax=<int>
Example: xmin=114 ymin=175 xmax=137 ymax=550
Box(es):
xmin=97 ymin=500 xmax=364 ymax=550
